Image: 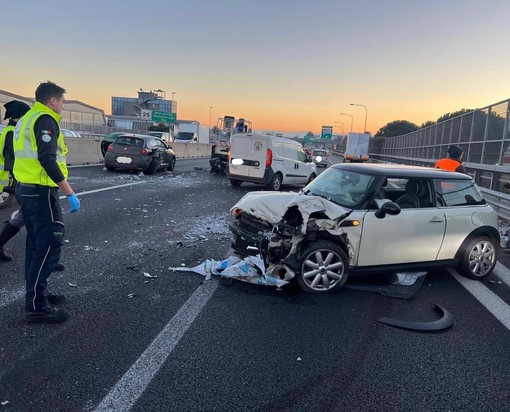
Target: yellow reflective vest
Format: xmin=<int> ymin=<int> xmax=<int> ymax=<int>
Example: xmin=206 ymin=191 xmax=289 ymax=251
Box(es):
xmin=13 ymin=101 xmax=68 ymax=187
xmin=0 ymin=125 xmax=14 ymax=191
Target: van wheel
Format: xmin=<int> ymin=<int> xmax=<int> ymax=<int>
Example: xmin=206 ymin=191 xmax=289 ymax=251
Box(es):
xmin=267 ymin=173 xmax=282 ymax=191
xmin=296 ymin=240 xmax=349 ymax=293
xmin=457 ymin=236 xmax=497 ymax=280
xmin=230 ymin=179 xmax=242 ymax=187
xmin=307 ymin=173 xmax=317 ymax=185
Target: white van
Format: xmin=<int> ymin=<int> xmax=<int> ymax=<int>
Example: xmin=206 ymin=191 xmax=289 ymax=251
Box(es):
xmin=227 ymin=133 xmax=317 ymax=190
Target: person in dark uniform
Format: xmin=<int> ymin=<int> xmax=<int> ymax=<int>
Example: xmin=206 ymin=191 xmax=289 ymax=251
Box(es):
xmin=13 ymin=81 xmax=80 ymax=323
xmin=434 ymin=145 xmax=467 ymax=173
xmin=0 ymin=100 xmax=65 ymax=271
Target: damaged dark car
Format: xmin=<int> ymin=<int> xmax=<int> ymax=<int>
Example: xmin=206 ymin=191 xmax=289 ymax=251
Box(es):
xmin=229 ymin=163 xmax=500 ymax=293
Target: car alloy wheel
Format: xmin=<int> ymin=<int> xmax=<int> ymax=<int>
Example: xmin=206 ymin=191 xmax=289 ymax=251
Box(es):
xmin=458 ymin=236 xmax=497 ymax=280
xmin=297 ymin=241 xmax=349 ymax=293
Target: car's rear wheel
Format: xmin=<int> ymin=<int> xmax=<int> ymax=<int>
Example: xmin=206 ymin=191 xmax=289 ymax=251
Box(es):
xmin=145 ymin=159 xmax=159 ymax=175
xmin=167 ymin=158 xmax=176 ymax=171
xmin=457 ymin=236 xmax=497 ymax=280
xmin=105 ymin=165 xmax=115 ymax=171
xmin=230 ymin=179 xmax=242 ymax=187
xmin=296 ymin=240 xmax=349 ymax=293
xmin=267 ymin=173 xmax=282 ymax=191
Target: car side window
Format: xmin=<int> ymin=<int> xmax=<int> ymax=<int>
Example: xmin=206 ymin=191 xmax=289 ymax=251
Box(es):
xmin=297 ymin=146 xmax=307 ymax=162
xmin=434 ymin=179 xmax=486 ymax=206
xmin=380 ymin=178 xmax=434 ymax=209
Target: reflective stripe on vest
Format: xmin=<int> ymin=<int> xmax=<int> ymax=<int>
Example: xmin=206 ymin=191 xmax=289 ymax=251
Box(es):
xmin=13 ymin=102 xmax=68 ymax=186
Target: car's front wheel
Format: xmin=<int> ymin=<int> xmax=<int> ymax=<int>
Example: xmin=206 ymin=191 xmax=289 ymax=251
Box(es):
xmin=296 ymin=240 xmax=349 ymax=293
xmin=307 ymin=173 xmax=317 ymax=185
xmin=167 ymin=158 xmax=176 ymax=171
xmin=457 ymin=236 xmax=498 ymax=280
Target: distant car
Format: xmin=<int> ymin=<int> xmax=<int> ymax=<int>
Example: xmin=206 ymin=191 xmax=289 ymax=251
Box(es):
xmin=229 ymin=163 xmax=500 ymax=293
xmin=311 ymin=149 xmax=328 ymax=167
xmin=104 ymin=134 xmax=176 ymax=175
xmin=101 ymin=132 xmax=126 ymax=156
xmin=61 ymin=128 xmax=82 ymax=138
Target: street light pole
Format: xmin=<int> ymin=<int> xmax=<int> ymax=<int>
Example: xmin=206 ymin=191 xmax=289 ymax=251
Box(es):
xmin=340 ymin=113 xmax=353 ymax=132
xmin=334 ymin=121 xmax=345 ymax=134
xmin=209 ymin=106 xmax=213 ymax=130
xmin=350 ymin=103 xmax=368 ymax=133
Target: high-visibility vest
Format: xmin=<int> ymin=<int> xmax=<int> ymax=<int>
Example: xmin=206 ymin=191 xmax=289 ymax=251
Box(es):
xmin=434 ymin=158 xmax=461 ymax=172
xmin=13 ymin=101 xmax=68 ymax=187
xmin=0 ymin=125 xmax=14 ymax=191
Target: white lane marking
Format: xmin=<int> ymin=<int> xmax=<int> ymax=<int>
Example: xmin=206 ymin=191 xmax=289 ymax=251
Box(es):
xmin=58 ymin=181 xmax=145 ymax=199
xmin=494 ymin=262 xmax=510 ymax=287
xmin=93 ymin=280 xmax=218 ymax=412
xmin=450 ymin=270 xmax=510 ymax=330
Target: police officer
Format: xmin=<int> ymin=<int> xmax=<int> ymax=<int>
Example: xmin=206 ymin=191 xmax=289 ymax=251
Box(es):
xmin=14 ymin=81 xmax=80 ymax=323
xmin=0 ymin=101 xmax=30 ymax=261
xmin=434 ymin=145 xmax=467 ymax=173
xmin=0 ymin=101 xmax=67 ymax=269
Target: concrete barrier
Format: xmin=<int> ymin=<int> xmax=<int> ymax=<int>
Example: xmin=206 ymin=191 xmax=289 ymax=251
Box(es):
xmin=65 ymin=138 xmax=212 ymax=165
xmin=185 ymin=143 xmax=213 ymax=158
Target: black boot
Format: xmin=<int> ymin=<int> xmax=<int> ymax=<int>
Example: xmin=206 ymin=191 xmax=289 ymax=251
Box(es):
xmin=0 ymin=222 xmax=21 ymax=262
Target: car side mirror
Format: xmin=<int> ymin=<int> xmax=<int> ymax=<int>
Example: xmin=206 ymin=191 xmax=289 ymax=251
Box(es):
xmin=375 ymin=201 xmax=401 ymax=219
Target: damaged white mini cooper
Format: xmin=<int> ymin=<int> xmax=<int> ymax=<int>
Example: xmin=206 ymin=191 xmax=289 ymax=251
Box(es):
xmin=229 ymin=163 xmax=500 ymax=293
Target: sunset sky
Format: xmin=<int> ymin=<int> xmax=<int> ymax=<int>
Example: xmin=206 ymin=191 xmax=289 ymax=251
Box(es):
xmin=3 ymin=0 xmax=509 ymax=135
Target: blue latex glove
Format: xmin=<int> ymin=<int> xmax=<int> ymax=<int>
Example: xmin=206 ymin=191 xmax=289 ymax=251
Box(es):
xmin=67 ymin=193 xmax=80 ymax=213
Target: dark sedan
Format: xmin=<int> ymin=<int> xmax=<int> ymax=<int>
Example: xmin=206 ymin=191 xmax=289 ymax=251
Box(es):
xmin=104 ymin=134 xmax=176 ymax=175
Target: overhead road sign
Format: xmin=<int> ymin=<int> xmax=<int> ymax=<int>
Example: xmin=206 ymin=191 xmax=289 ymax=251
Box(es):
xmin=152 ymin=111 xmax=176 ymax=124
xmin=321 ymin=126 xmax=333 ymax=139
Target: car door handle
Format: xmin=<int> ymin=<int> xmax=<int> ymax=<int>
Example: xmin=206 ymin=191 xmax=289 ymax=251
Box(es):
xmin=429 ymin=217 xmax=444 ymax=223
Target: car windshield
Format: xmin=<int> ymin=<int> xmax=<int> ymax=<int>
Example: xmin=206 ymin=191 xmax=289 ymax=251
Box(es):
xmin=314 ymin=150 xmax=326 ymax=156
xmin=303 ymin=167 xmax=375 ymax=207
xmin=175 ymin=132 xmax=194 ymax=140
xmin=115 ymin=137 xmax=144 ymax=147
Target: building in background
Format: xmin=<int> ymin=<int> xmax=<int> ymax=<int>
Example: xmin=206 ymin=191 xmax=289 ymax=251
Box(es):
xmin=108 ymin=89 xmax=176 ymax=130
xmin=0 ymin=89 xmax=106 ymax=128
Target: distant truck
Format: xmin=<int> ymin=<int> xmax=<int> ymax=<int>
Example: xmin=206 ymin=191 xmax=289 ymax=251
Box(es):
xmin=173 ymin=122 xmax=209 ymax=144
xmin=344 ymin=133 xmax=370 ymax=162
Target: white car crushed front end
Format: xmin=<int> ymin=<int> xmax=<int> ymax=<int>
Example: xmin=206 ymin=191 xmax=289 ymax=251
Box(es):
xmin=229 ymin=191 xmax=353 ymax=282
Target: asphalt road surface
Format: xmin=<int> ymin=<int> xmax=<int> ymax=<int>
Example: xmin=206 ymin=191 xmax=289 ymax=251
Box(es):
xmin=1 ymin=157 xmax=509 ymax=412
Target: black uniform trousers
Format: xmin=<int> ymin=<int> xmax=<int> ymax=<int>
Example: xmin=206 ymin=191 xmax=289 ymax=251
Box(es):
xmin=15 ymin=184 xmax=65 ymax=311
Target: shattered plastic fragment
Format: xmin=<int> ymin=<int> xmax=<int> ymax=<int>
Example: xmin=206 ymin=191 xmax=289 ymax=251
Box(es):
xmin=143 ymin=272 xmax=157 ymax=278
xmin=378 ymin=304 xmax=455 ymax=332
xmin=1 ymin=401 xmax=9 ymax=406
xmin=127 ymin=293 xmax=136 ymax=299
xmin=68 ymin=283 xmax=78 ymax=287
xmin=170 ymin=255 xmax=288 ymax=287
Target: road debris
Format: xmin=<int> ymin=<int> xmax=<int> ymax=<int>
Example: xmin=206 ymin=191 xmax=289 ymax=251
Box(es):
xmin=378 ymin=304 xmax=455 ymax=332
xmin=170 ymin=255 xmax=288 ymax=287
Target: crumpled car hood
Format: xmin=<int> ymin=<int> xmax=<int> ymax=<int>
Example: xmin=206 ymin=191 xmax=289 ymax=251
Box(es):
xmin=231 ymin=191 xmax=351 ymax=232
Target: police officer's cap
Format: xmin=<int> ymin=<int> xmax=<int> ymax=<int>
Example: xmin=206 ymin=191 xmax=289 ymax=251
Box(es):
xmin=4 ymin=100 xmax=31 ymax=120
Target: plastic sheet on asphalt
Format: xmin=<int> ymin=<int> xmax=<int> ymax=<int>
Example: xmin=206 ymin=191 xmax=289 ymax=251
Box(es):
xmin=170 ymin=255 xmax=288 ymax=288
